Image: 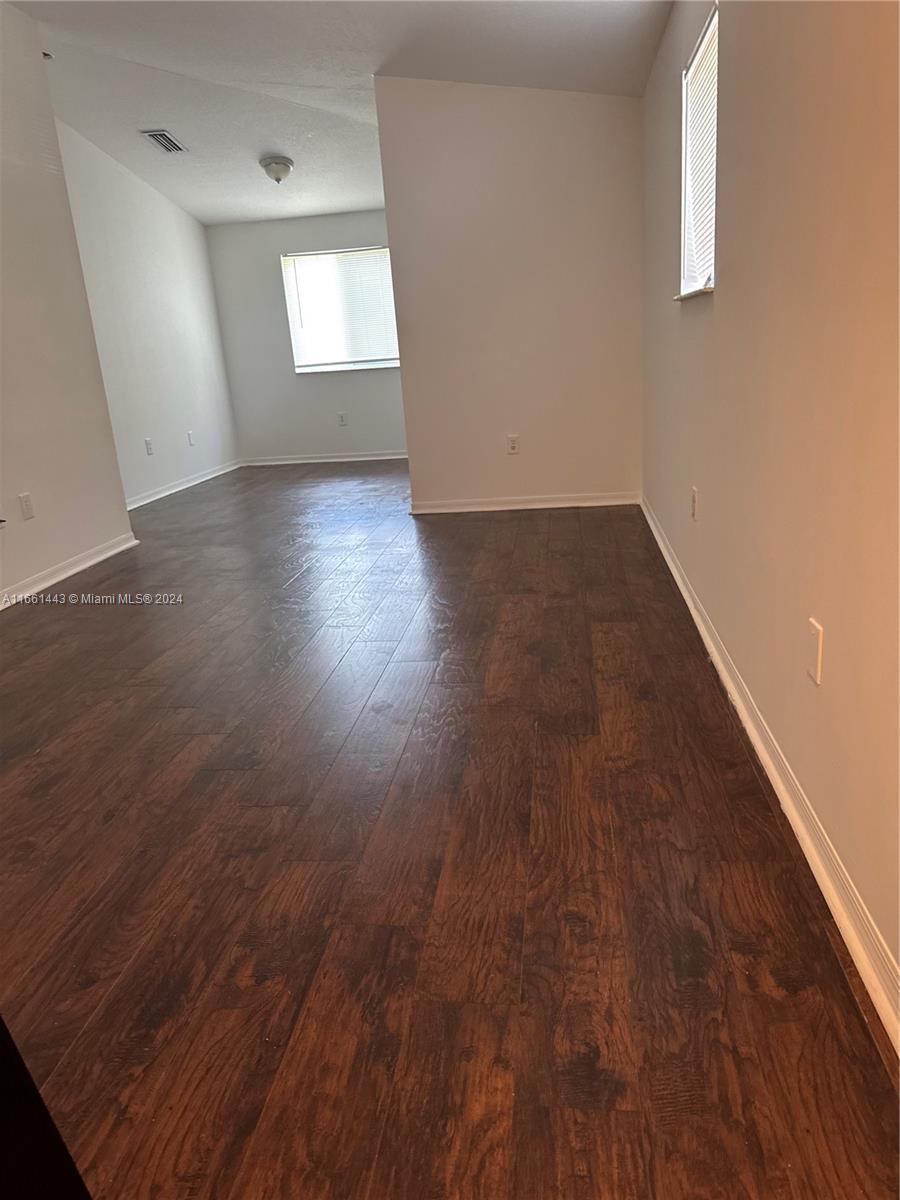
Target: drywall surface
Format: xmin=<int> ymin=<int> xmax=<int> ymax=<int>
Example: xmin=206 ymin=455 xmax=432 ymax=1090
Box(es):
xmin=205 ymin=211 xmax=407 ymax=463
xmin=1 ymin=6 xmax=132 ymax=595
xmin=643 ymin=1 xmax=899 ymax=965
xmin=58 ymin=123 xmax=238 ymax=506
xmin=375 ymin=75 xmax=643 ymax=510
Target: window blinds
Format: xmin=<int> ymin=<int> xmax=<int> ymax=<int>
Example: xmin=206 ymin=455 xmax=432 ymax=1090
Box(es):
xmin=681 ymin=11 xmax=718 ymax=293
xmin=280 ymin=247 xmax=400 ymax=372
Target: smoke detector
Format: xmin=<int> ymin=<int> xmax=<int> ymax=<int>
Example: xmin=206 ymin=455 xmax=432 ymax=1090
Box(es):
xmin=260 ymin=155 xmax=294 ymax=185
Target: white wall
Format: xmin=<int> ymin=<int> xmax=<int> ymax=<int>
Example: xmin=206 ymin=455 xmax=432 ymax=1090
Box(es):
xmin=644 ymin=1 xmax=898 ymax=1024
xmin=206 ymin=211 xmax=407 ymax=464
xmin=0 ymin=6 xmax=133 ymax=596
xmin=375 ymin=76 xmax=643 ymax=512
xmin=57 ymin=123 xmax=239 ymax=508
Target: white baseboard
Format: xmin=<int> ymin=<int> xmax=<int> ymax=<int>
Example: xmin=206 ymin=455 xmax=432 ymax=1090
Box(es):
xmin=411 ymin=490 xmax=641 ymax=515
xmin=128 ymin=454 xmax=407 ymax=503
xmin=641 ymin=497 xmax=900 ymax=1050
xmin=126 ymin=459 xmax=243 ymax=509
xmin=1 ymin=532 xmax=140 ymax=609
xmin=242 ymin=452 xmax=408 ymax=466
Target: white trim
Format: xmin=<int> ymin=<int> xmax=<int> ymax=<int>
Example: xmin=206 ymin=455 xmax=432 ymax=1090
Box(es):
xmin=673 ymin=286 xmax=714 ymax=302
xmin=126 ymin=459 xmax=243 ymax=510
xmin=411 ymin=491 xmax=641 ymax=516
xmin=294 ymin=360 xmax=399 ymax=375
xmin=242 ymin=452 xmax=408 ymax=466
xmin=641 ymin=496 xmax=900 ymax=1050
xmin=1 ymin=532 xmax=139 ymax=609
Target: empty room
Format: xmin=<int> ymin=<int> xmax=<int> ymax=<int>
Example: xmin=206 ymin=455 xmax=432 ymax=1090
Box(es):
xmin=1 ymin=1 xmax=897 ymax=1197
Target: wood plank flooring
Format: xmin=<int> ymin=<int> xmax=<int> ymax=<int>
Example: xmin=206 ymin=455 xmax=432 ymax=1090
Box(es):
xmin=1 ymin=460 xmax=896 ymax=1199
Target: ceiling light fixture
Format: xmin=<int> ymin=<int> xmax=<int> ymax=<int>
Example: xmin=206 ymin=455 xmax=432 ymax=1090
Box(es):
xmin=260 ymin=155 xmax=294 ymax=185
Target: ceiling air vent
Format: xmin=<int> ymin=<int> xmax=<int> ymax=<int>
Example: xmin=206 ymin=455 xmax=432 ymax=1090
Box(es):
xmin=141 ymin=129 xmax=187 ymax=154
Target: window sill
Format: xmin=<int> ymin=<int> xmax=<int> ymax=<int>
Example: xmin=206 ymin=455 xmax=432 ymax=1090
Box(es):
xmin=294 ymin=360 xmax=400 ymax=375
xmin=673 ymin=286 xmax=714 ymax=302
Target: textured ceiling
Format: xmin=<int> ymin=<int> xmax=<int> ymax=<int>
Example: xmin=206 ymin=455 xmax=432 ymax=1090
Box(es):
xmin=21 ymin=1 xmax=672 ymax=225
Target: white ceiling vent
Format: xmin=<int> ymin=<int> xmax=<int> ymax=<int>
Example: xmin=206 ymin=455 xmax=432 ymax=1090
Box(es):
xmin=141 ymin=129 xmax=187 ymax=153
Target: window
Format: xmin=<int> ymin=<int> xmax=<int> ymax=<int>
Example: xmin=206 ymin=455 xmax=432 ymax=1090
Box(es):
xmin=681 ymin=9 xmax=718 ymax=296
xmin=280 ymin=246 xmax=400 ymax=373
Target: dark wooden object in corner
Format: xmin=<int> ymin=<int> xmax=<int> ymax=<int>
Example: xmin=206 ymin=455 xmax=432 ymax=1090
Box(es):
xmin=0 ymin=1016 xmax=91 ymax=1198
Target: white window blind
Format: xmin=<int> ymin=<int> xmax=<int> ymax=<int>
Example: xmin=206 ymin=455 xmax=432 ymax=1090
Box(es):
xmin=681 ymin=10 xmax=718 ymax=294
xmin=280 ymin=246 xmax=400 ymax=373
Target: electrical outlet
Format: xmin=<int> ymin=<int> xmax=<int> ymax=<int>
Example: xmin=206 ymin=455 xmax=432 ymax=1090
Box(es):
xmin=187 ymin=430 xmax=195 ymax=446
xmin=691 ymin=486 xmax=699 ymax=521
xmin=506 ymin=434 xmax=520 ymax=455
xmin=144 ymin=438 xmax=154 ymax=456
xmin=338 ymin=412 xmax=347 ymax=427
xmin=807 ymin=617 xmax=824 ymax=685
xmin=18 ymin=492 xmax=35 ymax=520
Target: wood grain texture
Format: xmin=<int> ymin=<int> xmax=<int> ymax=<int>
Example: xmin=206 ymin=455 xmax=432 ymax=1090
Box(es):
xmin=513 ymin=1106 xmax=652 ymax=1200
xmin=228 ymin=923 xmax=417 ymax=1200
xmin=417 ymin=703 xmax=535 ymax=1005
xmin=0 ymin=460 xmax=893 ymax=1200
xmin=210 ymin=637 xmax=394 ymax=780
xmin=4 ymin=768 xmax=251 ymax=1086
xmin=366 ymin=999 xmax=516 ymax=1200
xmin=1 ymin=731 xmax=226 ymax=1005
xmin=339 ymin=683 xmax=477 ymax=929
xmin=609 ymin=766 xmax=776 ymax=1198
xmin=284 ymin=657 xmax=435 ymax=860
xmin=521 ymin=736 xmax=639 ymax=1105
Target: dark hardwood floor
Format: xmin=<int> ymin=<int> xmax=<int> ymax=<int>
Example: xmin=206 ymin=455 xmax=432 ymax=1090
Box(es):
xmin=1 ymin=460 xmax=896 ymax=1199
